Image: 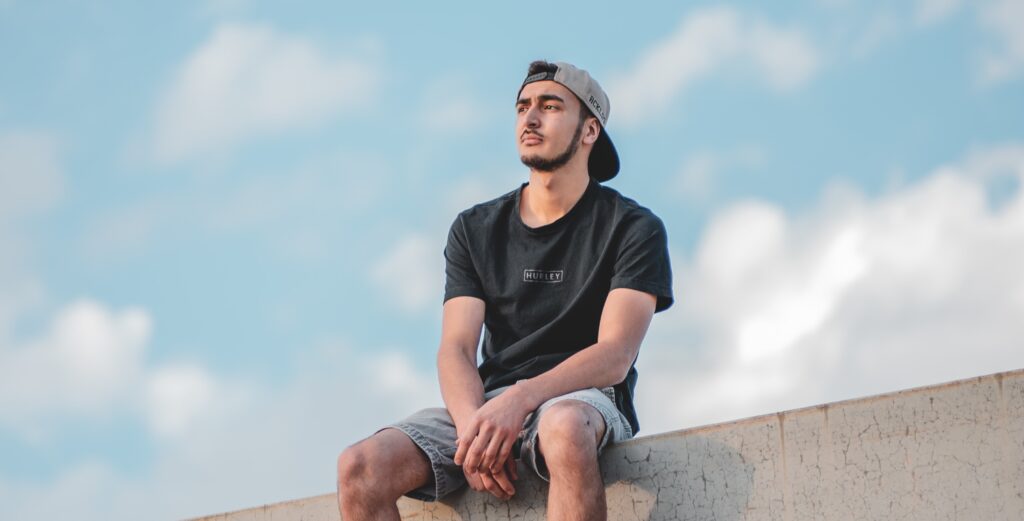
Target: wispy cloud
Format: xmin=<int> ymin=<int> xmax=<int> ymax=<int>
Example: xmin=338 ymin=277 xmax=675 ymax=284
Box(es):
xmin=0 ymin=131 xmax=63 ymax=341
xmin=371 ymin=233 xmax=444 ymax=314
xmin=638 ymin=142 xmax=1024 ymax=434
xmin=977 ymin=0 xmax=1024 ymax=85
xmin=673 ymin=145 xmax=768 ymax=203
xmin=608 ymin=6 xmax=820 ymax=127
xmin=416 ymin=75 xmax=492 ymax=135
xmin=848 ymin=0 xmax=1023 ymax=85
xmin=151 ymin=22 xmax=378 ymax=163
xmin=913 ymin=0 xmax=964 ymax=26
xmin=145 ymin=363 xmax=221 ymax=438
xmin=79 ymin=149 xmax=391 ymax=263
xmin=0 ymin=132 xmax=63 ymax=221
xmin=850 ymin=10 xmax=901 ymax=58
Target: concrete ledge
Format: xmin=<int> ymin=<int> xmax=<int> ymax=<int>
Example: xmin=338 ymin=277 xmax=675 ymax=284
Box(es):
xmin=190 ymin=368 xmax=1024 ymax=520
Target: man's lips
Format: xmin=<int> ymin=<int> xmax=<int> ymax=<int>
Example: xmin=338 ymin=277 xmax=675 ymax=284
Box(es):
xmin=521 ymin=133 xmax=542 ymax=145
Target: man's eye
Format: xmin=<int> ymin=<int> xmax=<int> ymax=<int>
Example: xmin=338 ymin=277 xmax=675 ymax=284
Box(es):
xmin=544 ymin=104 xmax=557 ymax=110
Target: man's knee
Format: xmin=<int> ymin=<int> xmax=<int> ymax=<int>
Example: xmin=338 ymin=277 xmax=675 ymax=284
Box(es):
xmin=337 ymin=436 xmax=398 ymax=500
xmin=337 ymin=442 xmax=377 ymax=495
xmin=337 ymin=429 xmax=432 ymax=505
xmin=537 ymin=400 xmax=605 ymax=466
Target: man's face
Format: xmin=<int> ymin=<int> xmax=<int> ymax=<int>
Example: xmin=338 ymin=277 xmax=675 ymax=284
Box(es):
xmin=516 ymin=80 xmax=588 ymax=172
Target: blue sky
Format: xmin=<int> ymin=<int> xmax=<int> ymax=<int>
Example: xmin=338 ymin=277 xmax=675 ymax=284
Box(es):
xmin=2 ymin=1 xmax=1024 ymax=519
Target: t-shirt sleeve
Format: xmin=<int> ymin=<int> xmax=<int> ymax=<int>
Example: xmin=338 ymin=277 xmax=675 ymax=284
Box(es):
xmin=610 ymin=213 xmax=674 ymax=312
xmin=443 ymin=214 xmax=485 ymax=303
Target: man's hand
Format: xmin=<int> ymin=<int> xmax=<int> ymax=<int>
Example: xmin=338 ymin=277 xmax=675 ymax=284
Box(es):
xmin=454 ymin=385 xmax=536 ymax=475
xmin=463 ymin=457 xmax=519 ymax=500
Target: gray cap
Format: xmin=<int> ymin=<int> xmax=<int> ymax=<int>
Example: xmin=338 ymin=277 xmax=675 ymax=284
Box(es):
xmin=518 ymin=61 xmax=620 ymax=182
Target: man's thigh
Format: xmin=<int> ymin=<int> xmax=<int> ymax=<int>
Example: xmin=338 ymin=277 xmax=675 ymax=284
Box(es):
xmin=381 ymin=407 xmax=465 ymax=501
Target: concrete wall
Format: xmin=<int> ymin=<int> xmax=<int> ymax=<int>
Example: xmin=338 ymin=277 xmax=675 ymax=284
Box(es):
xmin=190 ymin=368 xmax=1024 ymax=521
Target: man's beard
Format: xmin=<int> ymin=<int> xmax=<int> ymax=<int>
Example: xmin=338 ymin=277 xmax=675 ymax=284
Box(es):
xmin=520 ymin=116 xmax=585 ymax=172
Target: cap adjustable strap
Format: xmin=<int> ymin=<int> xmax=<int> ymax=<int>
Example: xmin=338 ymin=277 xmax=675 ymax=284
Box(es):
xmin=522 ymin=71 xmax=557 ymax=85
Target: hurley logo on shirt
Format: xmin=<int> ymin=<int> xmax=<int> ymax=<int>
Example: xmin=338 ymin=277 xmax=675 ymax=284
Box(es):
xmin=523 ymin=269 xmax=564 ymax=283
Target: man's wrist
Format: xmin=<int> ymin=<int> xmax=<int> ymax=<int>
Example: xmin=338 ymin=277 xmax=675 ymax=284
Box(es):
xmin=511 ymin=378 xmax=544 ymax=410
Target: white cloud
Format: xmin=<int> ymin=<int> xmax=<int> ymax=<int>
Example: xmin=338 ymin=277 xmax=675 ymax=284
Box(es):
xmin=608 ymin=6 xmax=820 ymax=127
xmin=0 ymin=300 xmax=150 ymax=440
xmin=0 ymin=297 xmax=235 ymax=445
xmin=152 ymin=22 xmax=378 ymax=162
xmin=371 ymin=233 xmax=444 ymax=314
xmin=0 ymin=289 xmax=441 ymax=520
xmin=637 ymin=142 xmax=1024 ymax=434
xmin=1 ymin=340 xmax=441 ymax=520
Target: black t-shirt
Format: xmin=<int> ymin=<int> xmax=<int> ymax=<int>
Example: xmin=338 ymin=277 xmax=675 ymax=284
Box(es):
xmin=443 ymin=177 xmax=673 ymax=434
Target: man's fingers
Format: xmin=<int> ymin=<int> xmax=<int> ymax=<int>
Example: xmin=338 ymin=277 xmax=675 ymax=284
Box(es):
xmin=463 ymin=430 xmax=490 ymax=471
xmin=454 ymin=437 xmax=467 ymax=466
xmin=453 ymin=424 xmax=479 ymax=465
xmin=482 ymin=434 xmax=507 ymax=472
xmin=490 ymin=467 xmax=516 ymax=497
xmin=505 ymin=457 xmax=519 ymax=481
xmin=464 ymin=469 xmax=484 ymax=492
xmin=478 ymin=471 xmax=509 ymax=500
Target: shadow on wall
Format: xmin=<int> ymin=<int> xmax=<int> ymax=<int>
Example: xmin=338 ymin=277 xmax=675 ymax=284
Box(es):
xmin=603 ymin=433 xmax=757 ymax=521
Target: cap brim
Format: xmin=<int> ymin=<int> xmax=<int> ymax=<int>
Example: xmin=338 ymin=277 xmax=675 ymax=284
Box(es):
xmin=589 ymin=129 xmax=619 ymax=182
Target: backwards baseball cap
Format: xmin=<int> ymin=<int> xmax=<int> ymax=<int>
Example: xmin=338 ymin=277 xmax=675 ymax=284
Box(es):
xmin=518 ymin=61 xmax=620 ymax=182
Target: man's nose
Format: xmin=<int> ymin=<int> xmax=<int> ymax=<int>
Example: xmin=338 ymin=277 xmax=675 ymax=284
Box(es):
xmin=524 ymin=105 xmax=541 ymax=127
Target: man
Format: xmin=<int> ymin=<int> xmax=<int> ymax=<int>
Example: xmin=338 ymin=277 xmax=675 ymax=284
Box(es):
xmin=337 ymin=60 xmax=673 ymax=521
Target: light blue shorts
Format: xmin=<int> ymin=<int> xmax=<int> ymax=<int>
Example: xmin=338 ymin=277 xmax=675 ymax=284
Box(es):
xmin=382 ymin=386 xmax=634 ymax=501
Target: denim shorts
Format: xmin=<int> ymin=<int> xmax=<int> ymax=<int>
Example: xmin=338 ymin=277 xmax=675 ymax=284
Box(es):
xmin=381 ymin=386 xmax=634 ymax=501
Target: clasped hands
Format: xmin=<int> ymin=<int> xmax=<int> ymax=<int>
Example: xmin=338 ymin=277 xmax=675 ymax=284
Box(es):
xmin=453 ymin=389 xmax=533 ymax=501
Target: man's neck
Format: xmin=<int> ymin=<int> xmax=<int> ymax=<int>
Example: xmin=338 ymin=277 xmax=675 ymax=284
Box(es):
xmin=520 ymin=164 xmax=591 ymax=228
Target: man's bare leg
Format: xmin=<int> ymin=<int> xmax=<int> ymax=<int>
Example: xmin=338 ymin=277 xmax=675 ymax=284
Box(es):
xmin=536 ymin=401 xmax=608 ymax=521
xmin=337 ymin=428 xmax=432 ymax=521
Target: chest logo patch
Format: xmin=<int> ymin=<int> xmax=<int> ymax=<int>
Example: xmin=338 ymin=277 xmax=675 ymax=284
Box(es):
xmin=523 ymin=269 xmax=564 ymax=283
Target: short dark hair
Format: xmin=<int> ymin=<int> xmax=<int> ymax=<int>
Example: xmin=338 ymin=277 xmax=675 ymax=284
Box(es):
xmin=525 ymin=60 xmax=593 ymax=126
xmin=526 ymin=60 xmax=558 ymax=77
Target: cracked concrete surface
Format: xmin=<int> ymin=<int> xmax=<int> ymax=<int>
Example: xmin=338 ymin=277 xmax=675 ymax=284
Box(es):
xmin=190 ymin=368 xmax=1024 ymax=521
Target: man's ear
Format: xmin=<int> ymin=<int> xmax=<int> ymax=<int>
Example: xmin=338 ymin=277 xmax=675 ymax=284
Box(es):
xmin=582 ymin=117 xmax=601 ymax=146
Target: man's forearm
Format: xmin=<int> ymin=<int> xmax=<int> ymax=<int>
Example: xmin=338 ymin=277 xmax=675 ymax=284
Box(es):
xmin=437 ymin=345 xmax=486 ymax=429
xmin=512 ymin=340 xmax=634 ymax=411
xmin=510 ymin=288 xmax=656 ymax=410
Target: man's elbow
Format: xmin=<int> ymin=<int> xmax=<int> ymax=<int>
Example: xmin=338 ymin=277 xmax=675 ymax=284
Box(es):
xmin=437 ymin=341 xmax=475 ymax=368
xmin=608 ymin=342 xmax=640 ymax=385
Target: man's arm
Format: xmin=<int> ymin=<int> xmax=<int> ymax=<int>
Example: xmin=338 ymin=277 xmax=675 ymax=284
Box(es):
xmin=456 ymin=287 xmax=657 ymax=474
xmin=437 ymin=296 xmax=487 ymax=431
xmin=517 ymin=287 xmax=656 ymax=403
xmin=437 ymin=296 xmax=520 ymax=499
